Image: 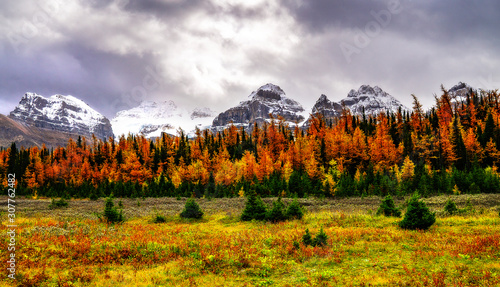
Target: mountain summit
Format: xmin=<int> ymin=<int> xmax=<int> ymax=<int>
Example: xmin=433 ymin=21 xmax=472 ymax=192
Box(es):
xmin=341 ymin=85 xmax=408 ymax=115
xmin=9 ymin=93 xmax=113 ymax=140
xmin=212 ymin=83 xmax=306 ymax=130
xmin=111 ymin=101 xmax=215 ymax=138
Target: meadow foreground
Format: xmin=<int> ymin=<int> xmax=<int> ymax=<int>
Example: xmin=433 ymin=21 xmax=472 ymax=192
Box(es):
xmin=1 ymin=194 xmax=500 ymax=286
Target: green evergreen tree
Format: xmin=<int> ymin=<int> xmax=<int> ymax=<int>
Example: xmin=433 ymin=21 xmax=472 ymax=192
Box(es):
xmin=240 ymin=191 xmax=267 ymax=221
xmin=302 ymin=228 xmax=313 ymax=246
xmin=103 ymin=195 xmax=125 ymax=223
xmin=180 ymin=198 xmax=204 ymax=219
xmin=444 ymin=198 xmax=458 ymax=215
xmin=481 ymin=113 xmax=496 ymax=147
xmin=285 ymin=198 xmax=304 ymax=220
xmin=376 ymin=195 xmax=401 ymax=217
xmin=312 ymin=227 xmax=328 ymax=247
xmin=399 ymin=194 xmax=435 ymax=230
xmin=451 ymin=116 xmax=467 ymax=170
xmin=266 ymin=197 xmax=287 ymax=222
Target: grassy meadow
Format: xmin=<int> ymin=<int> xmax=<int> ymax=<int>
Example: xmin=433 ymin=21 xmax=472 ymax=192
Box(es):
xmin=1 ymin=194 xmax=500 ymax=286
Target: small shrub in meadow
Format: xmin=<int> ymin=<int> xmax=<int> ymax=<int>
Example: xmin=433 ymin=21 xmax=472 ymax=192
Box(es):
xmin=444 ymin=198 xmax=458 ymax=215
xmin=180 ymin=198 xmax=204 ymax=219
xmin=153 ymin=214 xmax=167 ymax=223
xmin=399 ymin=193 xmax=435 ymax=230
xmin=285 ymin=198 xmax=304 ymax=220
xmin=312 ymin=227 xmax=328 ymax=247
xmin=266 ymin=197 xmax=287 ymax=222
xmin=376 ymin=195 xmax=401 ymax=217
xmin=103 ymin=196 xmax=125 ymax=223
xmin=89 ymin=191 xmax=99 ymax=200
xmin=302 ymin=228 xmax=328 ymax=247
xmin=241 ymin=192 xmax=267 ymax=221
xmin=302 ymin=228 xmax=313 ymax=246
xmin=48 ymin=198 xmax=68 ymax=209
xmin=460 ymin=198 xmax=475 ymax=214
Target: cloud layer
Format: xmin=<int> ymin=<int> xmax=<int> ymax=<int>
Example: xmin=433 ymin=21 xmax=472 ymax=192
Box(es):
xmin=1 ymin=0 xmax=499 ymax=117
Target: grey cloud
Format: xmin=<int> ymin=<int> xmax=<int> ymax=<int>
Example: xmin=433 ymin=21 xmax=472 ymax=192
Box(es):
xmin=0 ymin=0 xmax=499 ymax=119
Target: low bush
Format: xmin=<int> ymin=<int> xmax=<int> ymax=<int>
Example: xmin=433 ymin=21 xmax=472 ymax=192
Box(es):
xmin=48 ymin=198 xmax=68 ymax=209
xmin=302 ymin=227 xmax=328 ymax=247
xmin=302 ymin=228 xmax=313 ymax=246
xmin=312 ymin=227 xmax=328 ymax=247
xmin=152 ymin=214 xmax=167 ymax=223
xmin=242 ymin=196 xmax=305 ymax=223
xmin=180 ymin=198 xmax=204 ymax=219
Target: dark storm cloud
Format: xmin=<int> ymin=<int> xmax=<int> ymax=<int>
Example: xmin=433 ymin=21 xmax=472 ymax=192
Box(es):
xmin=0 ymin=0 xmax=499 ymax=119
xmin=0 ymin=42 xmax=160 ymax=118
xmin=277 ymin=0 xmax=500 ymax=107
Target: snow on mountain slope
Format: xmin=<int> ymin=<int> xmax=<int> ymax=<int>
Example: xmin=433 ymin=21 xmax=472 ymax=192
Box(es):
xmin=111 ymin=101 xmax=216 ymax=138
xmin=9 ymin=93 xmax=114 ymax=139
xmin=448 ymin=82 xmax=474 ymax=102
xmin=341 ymin=85 xmax=409 ymax=115
xmin=212 ymin=83 xmax=306 ymax=131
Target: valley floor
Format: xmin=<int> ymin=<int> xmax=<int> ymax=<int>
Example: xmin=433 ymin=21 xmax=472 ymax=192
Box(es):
xmin=1 ymin=194 xmax=500 ymax=286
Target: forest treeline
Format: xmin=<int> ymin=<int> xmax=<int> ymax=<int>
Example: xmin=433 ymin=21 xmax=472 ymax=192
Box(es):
xmin=1 ymin=86 xmax=500 ymax=199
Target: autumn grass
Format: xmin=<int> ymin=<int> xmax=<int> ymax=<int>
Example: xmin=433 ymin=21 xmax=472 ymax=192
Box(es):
xmin=1 ymin=194 xmax=500 ymax=286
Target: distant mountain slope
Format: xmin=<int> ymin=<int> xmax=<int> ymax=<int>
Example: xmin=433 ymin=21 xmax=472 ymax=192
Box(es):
xmin=341 ymin=85 xmax=409 ymax=115
xmin=0 ymin=114 xmax=92 ymax=148
xmin=9 ymin=93 xmax=113 ymax=140
xmin=111 ymin=101 xmax=216 ymax=138
xmin=212 ymin=83 xmax=306 ymax=131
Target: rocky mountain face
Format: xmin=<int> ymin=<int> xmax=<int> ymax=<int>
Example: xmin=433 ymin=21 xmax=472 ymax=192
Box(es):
xmin=448 ymin=82 xmax=473 ymax=98
xmin=340 ymin=85 xmax=408 ymax=116
xmin=0 ymin=114 xmax=88 ymax=148
xmin=305 ymin=94 xmax=343 ymax=125
xmin=448 ymin=82 xmax=475 ymax=108
xmin=212 ymin=83 xmax=306 ymax=131
xmin=9 ymin=93 xmax=114 ymax=140
xmin=111 ymin=101 xmax=216 ymax=138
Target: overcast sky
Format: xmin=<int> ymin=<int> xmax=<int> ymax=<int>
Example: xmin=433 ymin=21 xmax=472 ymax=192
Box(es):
xmin=1 ymin=0 xmax=499 ymax=118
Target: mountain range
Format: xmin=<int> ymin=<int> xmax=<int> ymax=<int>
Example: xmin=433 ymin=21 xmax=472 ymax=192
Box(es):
xmin=2 ymin=82 xmax=464 ymax=148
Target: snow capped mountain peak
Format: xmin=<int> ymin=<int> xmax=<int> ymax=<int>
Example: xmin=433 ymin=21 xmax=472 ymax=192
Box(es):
xmin=9 ymin=92 xmax=113 ymax=139
xmin=448 ymin=82 xmax=473 ymax=99
xmin=248 ymin=83 xmax=286 ymax=101
xmin=213 ymin=83 xmax=305 ymax=131
xmin=342 ymin=85 xmax=408 ymax=115
xmin=111 ymin=100 xmax=215 ymax=138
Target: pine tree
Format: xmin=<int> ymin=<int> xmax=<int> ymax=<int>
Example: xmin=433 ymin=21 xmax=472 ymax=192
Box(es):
xmin=103 ymin=195 xmax=125 ymax=223
xmin=302 ymin=228 xmax=313 ymax=246
xmin=399 ymin=194 xmax=435 ymax=230
xmin=180 ymin=198 xmax=204 ymax=219
xmin=444 ymin=198 xmax=458 ymax=215
xmin=450 ymin=116 xmax=467 ymax=170
xmin=285 ymin=198 xmax=304 ymax=220
xmin=376 ymin=195 xmax=401 ymax=217
xmin=240 ymin=191 xmax=267 ymax=221
xmin=312 ymin=227 xmax=328 ymax=247
xmin=266 ymin=197 xmax=287 ymax=223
